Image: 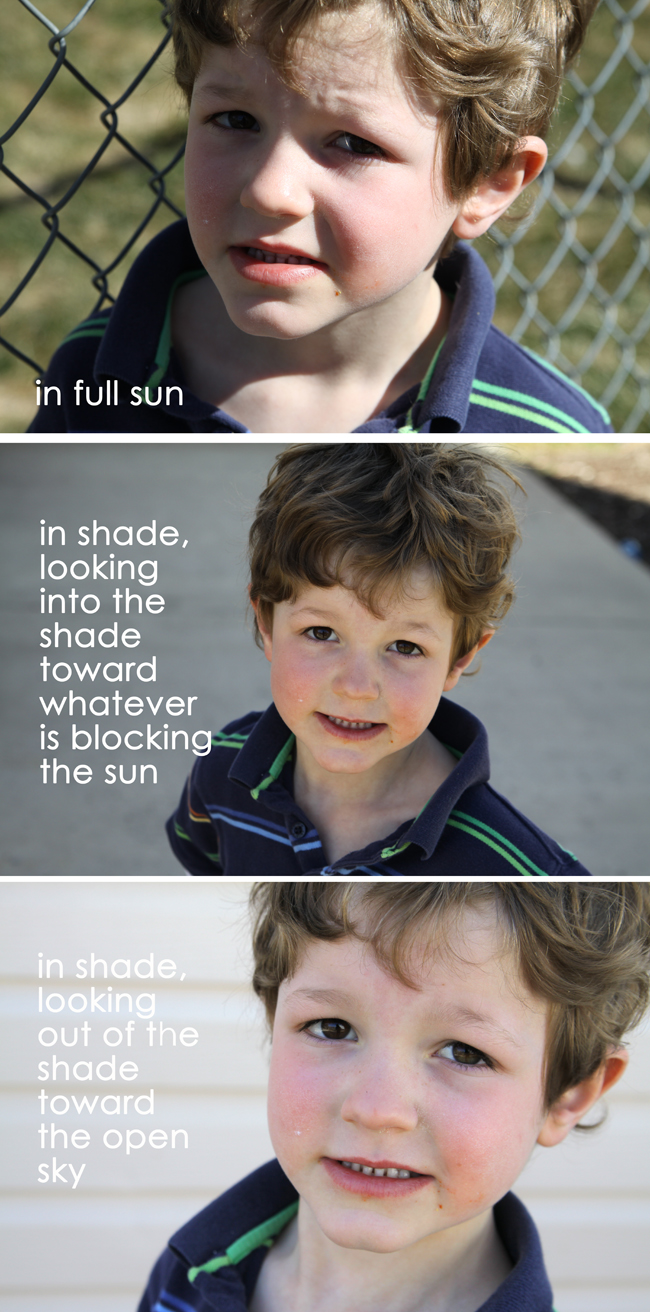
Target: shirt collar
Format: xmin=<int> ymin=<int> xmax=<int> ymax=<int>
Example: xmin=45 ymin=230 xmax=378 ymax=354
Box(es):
xmin=394 ymin=694 xmax=491 ymax=860
xmin=354 ymin=242 xmax=496 ymax=434
xmin=416 ymin=243 xmax=496 ymax=432
xmin=228 ymin=703 xmax=296 ymax=800
xmin=169 ymin=1159 xmax=298 ymax=1307
xmin=93 ymin=220 xmax=222 ymax=426
xmin=93 ymin=220 xmax=494 ymax=433
xmin=488 ymin=1192 xmax=553 ymax=1312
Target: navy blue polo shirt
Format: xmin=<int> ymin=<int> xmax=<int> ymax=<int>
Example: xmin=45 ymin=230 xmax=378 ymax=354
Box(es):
xmin=166 ymin=699 xmax=591 ymax=876
xmin=137 ymin=1158 xmax=555 ymax=1312
xmin=30 ymin=218 xmax=610 ymax=434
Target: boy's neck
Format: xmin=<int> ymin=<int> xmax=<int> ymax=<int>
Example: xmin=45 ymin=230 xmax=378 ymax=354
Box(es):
xmin=293 ymin=726 xmax=457 ymax=866
xmin=171 ymin=270 xmax=451 ymax=432
xmin=250 ymin=1202 xmax=512 ymax=1312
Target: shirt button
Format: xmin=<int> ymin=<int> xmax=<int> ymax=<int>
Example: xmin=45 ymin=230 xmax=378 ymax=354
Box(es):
xmin=291 ymin=821 xmax=307 ymax=839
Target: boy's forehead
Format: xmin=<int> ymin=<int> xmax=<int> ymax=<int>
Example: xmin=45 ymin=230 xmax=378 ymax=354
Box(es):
xmin=290 ymin=3 xmax=397 ymax=83
xmin=284 ymin=904 xmax=530 ymax=1004
xmin=195 ymin=5 xmax=438 ymax=126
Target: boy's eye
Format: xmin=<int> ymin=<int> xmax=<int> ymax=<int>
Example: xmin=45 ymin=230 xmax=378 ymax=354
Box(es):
xmin=332 ymin=132 xmax=384 ymax=158
xmin=304 ymin=1017 xmax=357 ymax=1041
xmin=212 ymin=110 xmax=260 ymax=133
xmin=388 ymin=639 xmax=423 ymax=657
xmin=437 ymin=1041 xmax=491 ymax=1069
xmin=304 ymin=626 xmax=337 ymax=642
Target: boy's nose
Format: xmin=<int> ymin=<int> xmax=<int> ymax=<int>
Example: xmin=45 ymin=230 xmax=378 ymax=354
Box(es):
xmin=340 ymin=1056 xmax=419 ymax=1133
xmin=331 ymin=651 xmax=381 ymax=701
xmin=239 ymin=135 xmax=314 ymax=220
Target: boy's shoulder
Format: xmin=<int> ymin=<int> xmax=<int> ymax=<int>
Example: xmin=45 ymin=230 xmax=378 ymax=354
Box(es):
xmin=395 ymin=697 xmax=593 ymax=877
xmin=165 ymin=705 xmax=313 ymax=876
xmin=137 ymin=1159 xmax=297 ymax=1312
xmin=137 ymin=1159 xmax=554 ymax=1312
xmin=375 ymin=243 xmax=611 ymax=436
xmin=28 ymin=220 xmax=230 ymax=434
xmin=468 ymin=325 xmax=613 ymax=436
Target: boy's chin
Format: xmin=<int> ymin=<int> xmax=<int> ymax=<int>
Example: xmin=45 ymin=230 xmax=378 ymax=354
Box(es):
xmin=312 ymin=1208 xmax=437 ymax=1255
xmin=221 ymin=293 xmax=350 ymax=341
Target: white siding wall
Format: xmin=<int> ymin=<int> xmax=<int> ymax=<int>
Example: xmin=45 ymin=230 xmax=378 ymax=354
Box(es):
xmin=1 ymin=882 xmax=648 ymax=1312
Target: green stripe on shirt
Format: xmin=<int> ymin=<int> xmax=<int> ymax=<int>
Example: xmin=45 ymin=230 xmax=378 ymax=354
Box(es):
xmin=446 ymin=818 xmax=548 ymax=875
xmin=520 ymin=346 xmax=611 ymax=425
xmin=61 ymin=317 xmax=110 ymax=346
xmin=469 ymin=390 xmax=588 ymax=434
xmin=470 ymin=379 xmax=591 ymax=432
xmin=450 ymin=809 xmax=551 ymax=876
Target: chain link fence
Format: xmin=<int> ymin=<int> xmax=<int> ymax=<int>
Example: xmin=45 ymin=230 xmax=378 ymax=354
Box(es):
xmin=1 ymin=0 xmax=649 ymax=432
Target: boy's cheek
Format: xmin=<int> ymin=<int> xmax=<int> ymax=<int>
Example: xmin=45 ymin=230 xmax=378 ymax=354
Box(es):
xmin=438 ymin=1097 xmax=544 ymax=1208
xmin=267 ymin=1049 xmax=330 ymax=1171
xmin=184 ymin=143 xmax=234 ymax=253
xmin=268 ymin=654 xmax=320 ymax=726
xmin=329 ymin=190 xmax=452 ymax=291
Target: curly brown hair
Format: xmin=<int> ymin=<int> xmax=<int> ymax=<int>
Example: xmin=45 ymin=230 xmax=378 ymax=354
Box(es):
xmin=250 ymin=881 xmax=650 ymax=1115
xmin=248 ymin=442 xmax=522 ymax=670
xmin=169 ymin=0 xmax=598 ymax=210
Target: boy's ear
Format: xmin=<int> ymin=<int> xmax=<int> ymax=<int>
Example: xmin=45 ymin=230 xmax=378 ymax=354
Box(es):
xmin=443 ymin=630 xmax=493 ymax=691
xmin=452 ymin=136 xmax=548 ymax=241
xmin=248 ymin=587 xmax=273 ymax=662
xmin=537 ymin=1049 xmax=629 ymax=1148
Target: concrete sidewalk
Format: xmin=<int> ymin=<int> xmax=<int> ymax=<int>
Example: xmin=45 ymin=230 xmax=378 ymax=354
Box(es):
xmin=1 ymin=442 xmax=648 ymax=876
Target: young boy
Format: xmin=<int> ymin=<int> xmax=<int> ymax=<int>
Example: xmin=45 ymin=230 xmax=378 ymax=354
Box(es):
xmin=137 ymin=881 xmax=650 ymax=1312
xmin=29 ymin=0 xmax=611 ymax=434
xmin=167 ymin=443 xmax=594 ymax=876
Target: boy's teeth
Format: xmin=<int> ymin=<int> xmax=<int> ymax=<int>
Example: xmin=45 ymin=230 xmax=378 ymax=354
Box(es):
xmin=327 ymin=716 xmax=375 ymax=729
xmin=247 ymin=246 xmax=314 ymax=265
xmin=341 ymin=1161 xmax=414 ymax=1178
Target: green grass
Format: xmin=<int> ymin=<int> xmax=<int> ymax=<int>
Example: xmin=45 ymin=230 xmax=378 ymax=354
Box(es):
xmin=0 ymin=0 xmax=186 ymax=430
xmin=1 ymin=0 xmax=649 ymax=431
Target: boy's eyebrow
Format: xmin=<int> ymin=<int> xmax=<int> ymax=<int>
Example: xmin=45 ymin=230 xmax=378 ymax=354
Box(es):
xmin=287 ymin=986 xmax=357 ymax=1008
xmin=436 ymin=1004 xmax=527 ymax=1050
xmin=193 ymin=81 xmax=247 ymax=98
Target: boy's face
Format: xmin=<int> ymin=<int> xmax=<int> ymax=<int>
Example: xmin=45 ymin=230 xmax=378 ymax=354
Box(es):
xmin=267 ymin=909 xmax=554 ymax=1255
xmin=184 ymin=7 xmax=464 ymax=340
xmin=255 ymin=576 xmax=483 ymax=778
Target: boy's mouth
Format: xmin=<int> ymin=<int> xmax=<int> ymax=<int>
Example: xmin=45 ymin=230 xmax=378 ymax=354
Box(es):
xmin=323 ymin=1157 xmax=431 ymax=1196
xmin=340 ymin=1160 xmax=422 ymax=1178
xmin=327 ymin=716 xmax=376 ymax=729
xmin=316 ymin=712 xmax=386 ymax=741
xmin=229 ymin=245 xmax=327 ymax=285
xmin=243 ymin=246 xmax=319 ymax=265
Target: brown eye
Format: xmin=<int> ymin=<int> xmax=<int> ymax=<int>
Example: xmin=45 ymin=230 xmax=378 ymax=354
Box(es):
xmin=308 ymin=1018 xmax=356 ymax=1040
xmin=450 ymin=1043 xmax=482 ymax=1065
xmin=333 ymin=132 xmax=384 ymax=157
xmin=438 ymin=1042 xmax=489 ymax=1068
xmin=306 ymin=627 xmax=335 ymax=641
xmin=214 ymin=110 xmax=260 ymax=132
xmin=388 ymin=640 xmax=422 ymax=657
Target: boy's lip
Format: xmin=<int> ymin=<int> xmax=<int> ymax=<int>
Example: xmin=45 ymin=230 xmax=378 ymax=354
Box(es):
xmin=323 ymin=1157 xmax=432 ymax=1197
xmin=229 ymin=243 xmax=328 ymax=285
xmin=315 ymin=711 xmax=386 ymax=741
